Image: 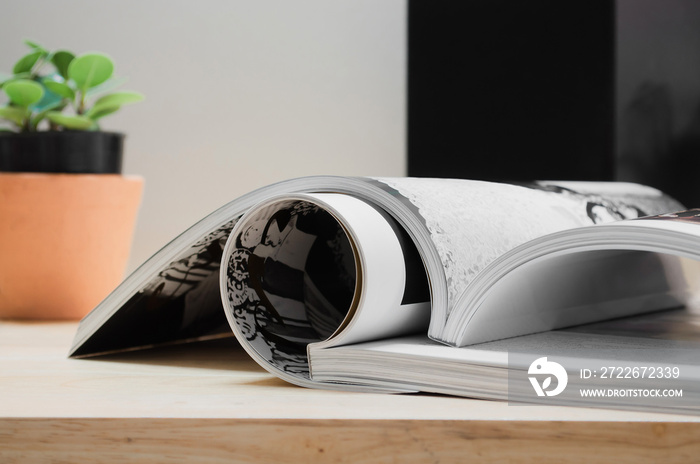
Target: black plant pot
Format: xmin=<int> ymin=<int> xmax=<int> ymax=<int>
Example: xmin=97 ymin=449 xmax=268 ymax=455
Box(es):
xmin=0 ymin=131 xmax=124 ymax=174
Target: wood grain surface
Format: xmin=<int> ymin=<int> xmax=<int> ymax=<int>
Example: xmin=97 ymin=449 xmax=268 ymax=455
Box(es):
xmin=1 ymin=321 xmax=699 ymax=463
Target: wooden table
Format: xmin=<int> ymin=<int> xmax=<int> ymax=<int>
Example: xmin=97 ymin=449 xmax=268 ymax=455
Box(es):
xmin=1 ymin=321 xmax=699 ymax=463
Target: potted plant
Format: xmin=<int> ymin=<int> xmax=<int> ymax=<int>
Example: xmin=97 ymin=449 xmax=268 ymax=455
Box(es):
xmin=0 ymin=40 xmax=145 ymax=320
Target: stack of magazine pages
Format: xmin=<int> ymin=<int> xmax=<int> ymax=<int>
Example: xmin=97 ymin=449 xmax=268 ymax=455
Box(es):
xmin=70 ymin=176 xmax=700 ymax=414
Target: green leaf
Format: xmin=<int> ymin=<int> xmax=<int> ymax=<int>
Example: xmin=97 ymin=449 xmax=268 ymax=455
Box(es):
xmin=1 ymin=72 xmax=31 ymax=88
xmin=3 ymin=80 xmax=44 ymax=107
xmin=23 ymin=39 xmax=46 ymax=51
xmin=43 ymin=80 xmax=75 ymax=100
xmin=32 ymin=96 xmax=65 ymax=115
xmin=68 ymin=53 xmax=114 ymax=91
xmin=89 ymin=106 xmax=120 ymax=121
xmin=45 ymin=111 xmax=93 ymax=130
xmin=87 ymin=91 xmax=143 ymax=117
xmin=85 ymin=76 xmax=127 ymax=98
xmin=51 ymin=50 xmax=75 ymax=79
xmin=12 ymin=50 xmax=43 ymax=74
xmin=33 ymin=74 xmax=66 ymax=111
xmin=0 ymin=106 xmax=27 ymax=125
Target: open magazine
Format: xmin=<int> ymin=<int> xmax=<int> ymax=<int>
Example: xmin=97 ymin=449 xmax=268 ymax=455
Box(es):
xmin=70 ymin=176 xmax=700 ymax=413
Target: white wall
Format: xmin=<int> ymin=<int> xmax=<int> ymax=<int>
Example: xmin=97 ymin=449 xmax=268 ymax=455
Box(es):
xmin=0 ymin=0 xmax=407 ymax=271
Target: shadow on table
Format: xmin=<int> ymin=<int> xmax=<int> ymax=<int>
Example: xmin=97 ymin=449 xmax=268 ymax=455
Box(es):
xmin=83 ymin=335 xmax=265 ymax=373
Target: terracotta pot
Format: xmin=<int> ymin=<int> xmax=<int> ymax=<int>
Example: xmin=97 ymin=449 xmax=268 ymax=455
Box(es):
xmin=0 ymin=173 xmax=143 ymax=320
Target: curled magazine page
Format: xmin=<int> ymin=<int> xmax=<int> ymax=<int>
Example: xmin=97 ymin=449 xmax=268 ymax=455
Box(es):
xmin=219 ymin=193 xmax=430 ymax=389
xmin=70 ymin=219 xmax=240 ymax=356
xmin=70 ymin=176 xmax=437 ymax=357
xmin=446 ymin=209 xmax=700 ymax=347
xmin=376 ymin=178 xmax=682 ymax=339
